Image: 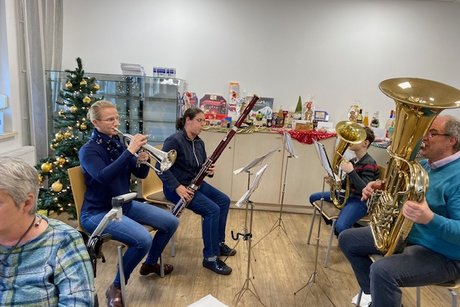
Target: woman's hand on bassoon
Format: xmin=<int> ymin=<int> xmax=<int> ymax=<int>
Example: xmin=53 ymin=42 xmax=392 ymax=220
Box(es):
xmin=206 ymin=164 xmax=216 ymax=177
xmin=176 ymin=184 xmax=195 ymax=202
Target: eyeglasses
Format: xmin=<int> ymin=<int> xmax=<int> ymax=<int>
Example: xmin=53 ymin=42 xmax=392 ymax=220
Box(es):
xmin=426 ymin=132 xmax=450 ymax=139
xmin=99 ymin=116 xmax=120 ymax=123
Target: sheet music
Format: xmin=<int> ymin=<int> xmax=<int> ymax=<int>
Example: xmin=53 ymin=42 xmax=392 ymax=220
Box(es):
xmin=313 ymin=140 xmax=337 ymax=180
xmin=233 ymin=148 xmax=279 ymax=174
xmin=283 ymin=131 xmax=298 ymax=158
xmin=235 ymin=164 xmax=268 ymax=208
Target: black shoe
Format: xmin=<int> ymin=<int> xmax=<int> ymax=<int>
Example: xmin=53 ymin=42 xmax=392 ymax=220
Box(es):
xmin=219 ymin=242 xmax=236 ymax=256
xmin=202 ymin=258 xmax=232 ymax=275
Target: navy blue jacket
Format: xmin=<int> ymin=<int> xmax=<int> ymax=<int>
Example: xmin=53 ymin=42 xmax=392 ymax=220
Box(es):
xmin=79 ymin=130 xmax=149 ymax=213
xmin=159 ymin=130 xmax=207 ymax=192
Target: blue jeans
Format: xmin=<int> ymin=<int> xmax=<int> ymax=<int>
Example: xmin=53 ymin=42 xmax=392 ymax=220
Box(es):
xmin=339 ymin=227 xmax=460 ymax=307
xmin=164 ymin=181 xmax=230 ymax=258
xmin=309 ymin=191 xmax=368 ymax=234
xmin=81 ymin=201 xmax=178 ymax=288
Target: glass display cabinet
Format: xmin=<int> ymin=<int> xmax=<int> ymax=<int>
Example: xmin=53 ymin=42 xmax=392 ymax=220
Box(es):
xmin=45 ymin=71 xmax=185 ymax=147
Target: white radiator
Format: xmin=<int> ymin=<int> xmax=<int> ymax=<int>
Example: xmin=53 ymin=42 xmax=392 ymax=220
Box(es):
xmin=0 ymin=146 xmax=36 ymax=165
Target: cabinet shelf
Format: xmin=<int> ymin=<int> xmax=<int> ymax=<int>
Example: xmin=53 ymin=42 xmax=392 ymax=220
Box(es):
xmin=45 ymin=71 xmax=185 ymax=147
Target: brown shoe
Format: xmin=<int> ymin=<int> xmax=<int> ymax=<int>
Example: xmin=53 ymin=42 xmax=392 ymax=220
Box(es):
xmin=106 ymin=284 xmax=123 ymax=307
xmin=139 ymin=262 xmax=174 ymax=276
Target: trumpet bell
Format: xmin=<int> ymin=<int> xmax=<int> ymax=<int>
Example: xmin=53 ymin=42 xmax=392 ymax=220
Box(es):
xmin=158 ymin=149 xmax=177 ymax=172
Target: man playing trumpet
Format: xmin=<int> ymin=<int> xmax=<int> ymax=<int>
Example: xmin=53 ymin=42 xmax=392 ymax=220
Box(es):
xmin=79 ymin=100 xmax=179 ymax=307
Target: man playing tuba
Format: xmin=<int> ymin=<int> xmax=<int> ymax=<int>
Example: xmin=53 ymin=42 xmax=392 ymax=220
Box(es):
xmin=339 ymin=115 xmax=460 ymax=307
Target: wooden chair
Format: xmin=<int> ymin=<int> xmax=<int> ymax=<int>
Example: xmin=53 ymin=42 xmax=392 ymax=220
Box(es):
xmin=67 ymin=166 xmax=165 ymax=277
xmin=306 ymin=165 xmax=386 ymax=268
xmin=356 ymin=255 xmax=460 ymax=307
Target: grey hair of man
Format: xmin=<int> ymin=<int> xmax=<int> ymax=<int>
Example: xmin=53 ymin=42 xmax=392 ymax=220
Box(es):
xmin=0 ymin=156 xmax=39 ymax=214
xmin=443 ymin=114 xmax=460 ymax=152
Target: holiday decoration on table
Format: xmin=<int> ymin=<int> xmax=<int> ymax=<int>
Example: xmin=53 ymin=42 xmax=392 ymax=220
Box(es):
xmin=35 ymin=58 xmax=102 ymax=218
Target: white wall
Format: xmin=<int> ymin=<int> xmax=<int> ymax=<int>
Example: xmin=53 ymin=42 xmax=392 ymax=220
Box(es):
xmin=62 ymin=0 xmax=460 ymax=123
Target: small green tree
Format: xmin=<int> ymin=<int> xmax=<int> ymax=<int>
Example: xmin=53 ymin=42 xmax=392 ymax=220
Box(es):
xmin=295 ymin=96 xmax=303 ymax=114
xmin=36 ymin=58 xmax=102 ymax=218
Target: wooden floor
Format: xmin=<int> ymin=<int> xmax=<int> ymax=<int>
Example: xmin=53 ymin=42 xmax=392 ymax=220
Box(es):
xmin=72 ymin=208 xmax=458 ymax=307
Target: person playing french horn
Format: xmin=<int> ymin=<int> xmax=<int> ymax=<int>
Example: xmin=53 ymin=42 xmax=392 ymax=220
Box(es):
xmin=339 ymin=115 xmax=460 ymax=307
xmin=79 ymin=100 xmax=179 ymax=307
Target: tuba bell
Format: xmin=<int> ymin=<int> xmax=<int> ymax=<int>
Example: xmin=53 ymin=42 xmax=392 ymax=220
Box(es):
xmin=330 ymin=121 xmax=367 ymax=209
xmin=367 ymin=78 xmax=460 ymax=256
xmin=115 ymin=129 xmax=177 ymax=174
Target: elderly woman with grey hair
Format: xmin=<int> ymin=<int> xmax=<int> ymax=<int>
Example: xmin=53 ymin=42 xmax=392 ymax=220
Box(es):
xmin=0 ymin=156 xmax=95 ymax=306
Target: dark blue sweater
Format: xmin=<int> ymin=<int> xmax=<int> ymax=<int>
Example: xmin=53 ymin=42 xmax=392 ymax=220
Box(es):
xmin=159 ymin=130 xmax=207 ymax=192
xmin=79 ymin=130 xmax=149 ymax=213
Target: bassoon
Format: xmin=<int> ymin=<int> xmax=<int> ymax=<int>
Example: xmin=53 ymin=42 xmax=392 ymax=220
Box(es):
xmin=172 ymin=94 xmax=260 ymax=217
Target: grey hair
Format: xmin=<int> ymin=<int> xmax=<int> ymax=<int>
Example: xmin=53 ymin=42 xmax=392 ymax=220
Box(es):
xmin=443 ymin=114 xmax=460 ymax=152
xmin=87 ymin=100 xmax=116 ymax=121
xmin=0 ymin=156 xmax=39 ymax=214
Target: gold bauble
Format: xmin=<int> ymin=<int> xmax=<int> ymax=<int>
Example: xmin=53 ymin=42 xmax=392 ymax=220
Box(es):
xmin=41 ymin=162 xmax=53 ymax=173
xmin=82 ymin=96 xmax=91 ymax=104
xmin=80 ymin=79 xmax=87 ymax=86
xmin=58 ymin=109 xmax=65 ymax=117
xmin=38 ymin=174 xmax=44 ymax=184
xmin=80 ymin=123 xmax=87 ymax=130
xmin=64 ymin=131 xmax=72 ymax=138
xmin=55 ymin=132 xmax=64 ymax=141
xmin=65 ymin=81 xmax=72 ymax=89
xmin=56 ymin=156 xmax=66 ymax=167
xmin=70 ymin=106 xmax=78 ymax=113
xmin=93 ymin=83 xmax=100 ymax=91
xmin=50 ymin=143 xmax=55 ymax=151
xmin=51 ymin=180 xmax=63 ymax=192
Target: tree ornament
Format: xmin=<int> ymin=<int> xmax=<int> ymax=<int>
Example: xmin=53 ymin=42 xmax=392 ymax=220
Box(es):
xmin=93 ymin=83 xmax=100 ymax=91
xmin=82 ymin=96 xmax=91 ymax=104
xmin=50 ymin=143 xmax=56 ymax=151
xmin=38 ymin=174 xmax=44 ymax=184
xmin=80 ymin=123 xmax=87 ymax=130
xmin=55 ymin=132 xmax=64 ymax=142
xmin=70 ymin=106 xmax=78 ymax=113
xmin=58 ymin=109 xmax=65 ymax=117
xmin=65 ymin=81 xmax=73 ymax=89
xmin=41 ymin=162 xmax=53 ymax=173
xmin=80 ymin=79 xmax=87 ymax=86
xmin=51 ymin=180 xmax=63 ymax=193
xmin=64 ymin=131 xmax=72 ymax=138
xmin=55 ymin=156 xmax=66 ymax=167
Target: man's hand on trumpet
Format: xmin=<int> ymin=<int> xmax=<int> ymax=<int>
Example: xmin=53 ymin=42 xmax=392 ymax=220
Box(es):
xmin=127 ymin=134 xmax=148 ymax=155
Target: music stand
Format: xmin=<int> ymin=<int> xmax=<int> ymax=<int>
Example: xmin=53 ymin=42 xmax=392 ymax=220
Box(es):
xmin=253 ymin=131 xmax=298 ymax=249
xmin=294 ymin=177 xmax=327 ymax=297
xmin=87 ymin=192 xmax=137 ymax=307
xmin=226 ymin=148 xmax=279 ymax=261
xmin=295 ymin=140 xmax=333 ymax=296
xmin=233 ymin=164 xmax=268 ymax=307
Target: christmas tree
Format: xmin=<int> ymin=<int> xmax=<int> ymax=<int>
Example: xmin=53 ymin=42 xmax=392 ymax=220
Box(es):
xmin=36 ymin=58 xmax=102 ymax=218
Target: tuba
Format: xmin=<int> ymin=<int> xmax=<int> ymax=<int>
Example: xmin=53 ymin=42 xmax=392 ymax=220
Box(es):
xmin=115 ymin=128 xmax=177 ymax=174
xmin=330 ymin=121 xmax=367 ymax=209
xmin=367 ymin=78 xmax=460 ymax=256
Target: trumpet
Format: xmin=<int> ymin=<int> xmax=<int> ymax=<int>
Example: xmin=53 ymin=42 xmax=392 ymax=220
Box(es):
xmin=115 ymin=128 xmax=177 ymax=174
